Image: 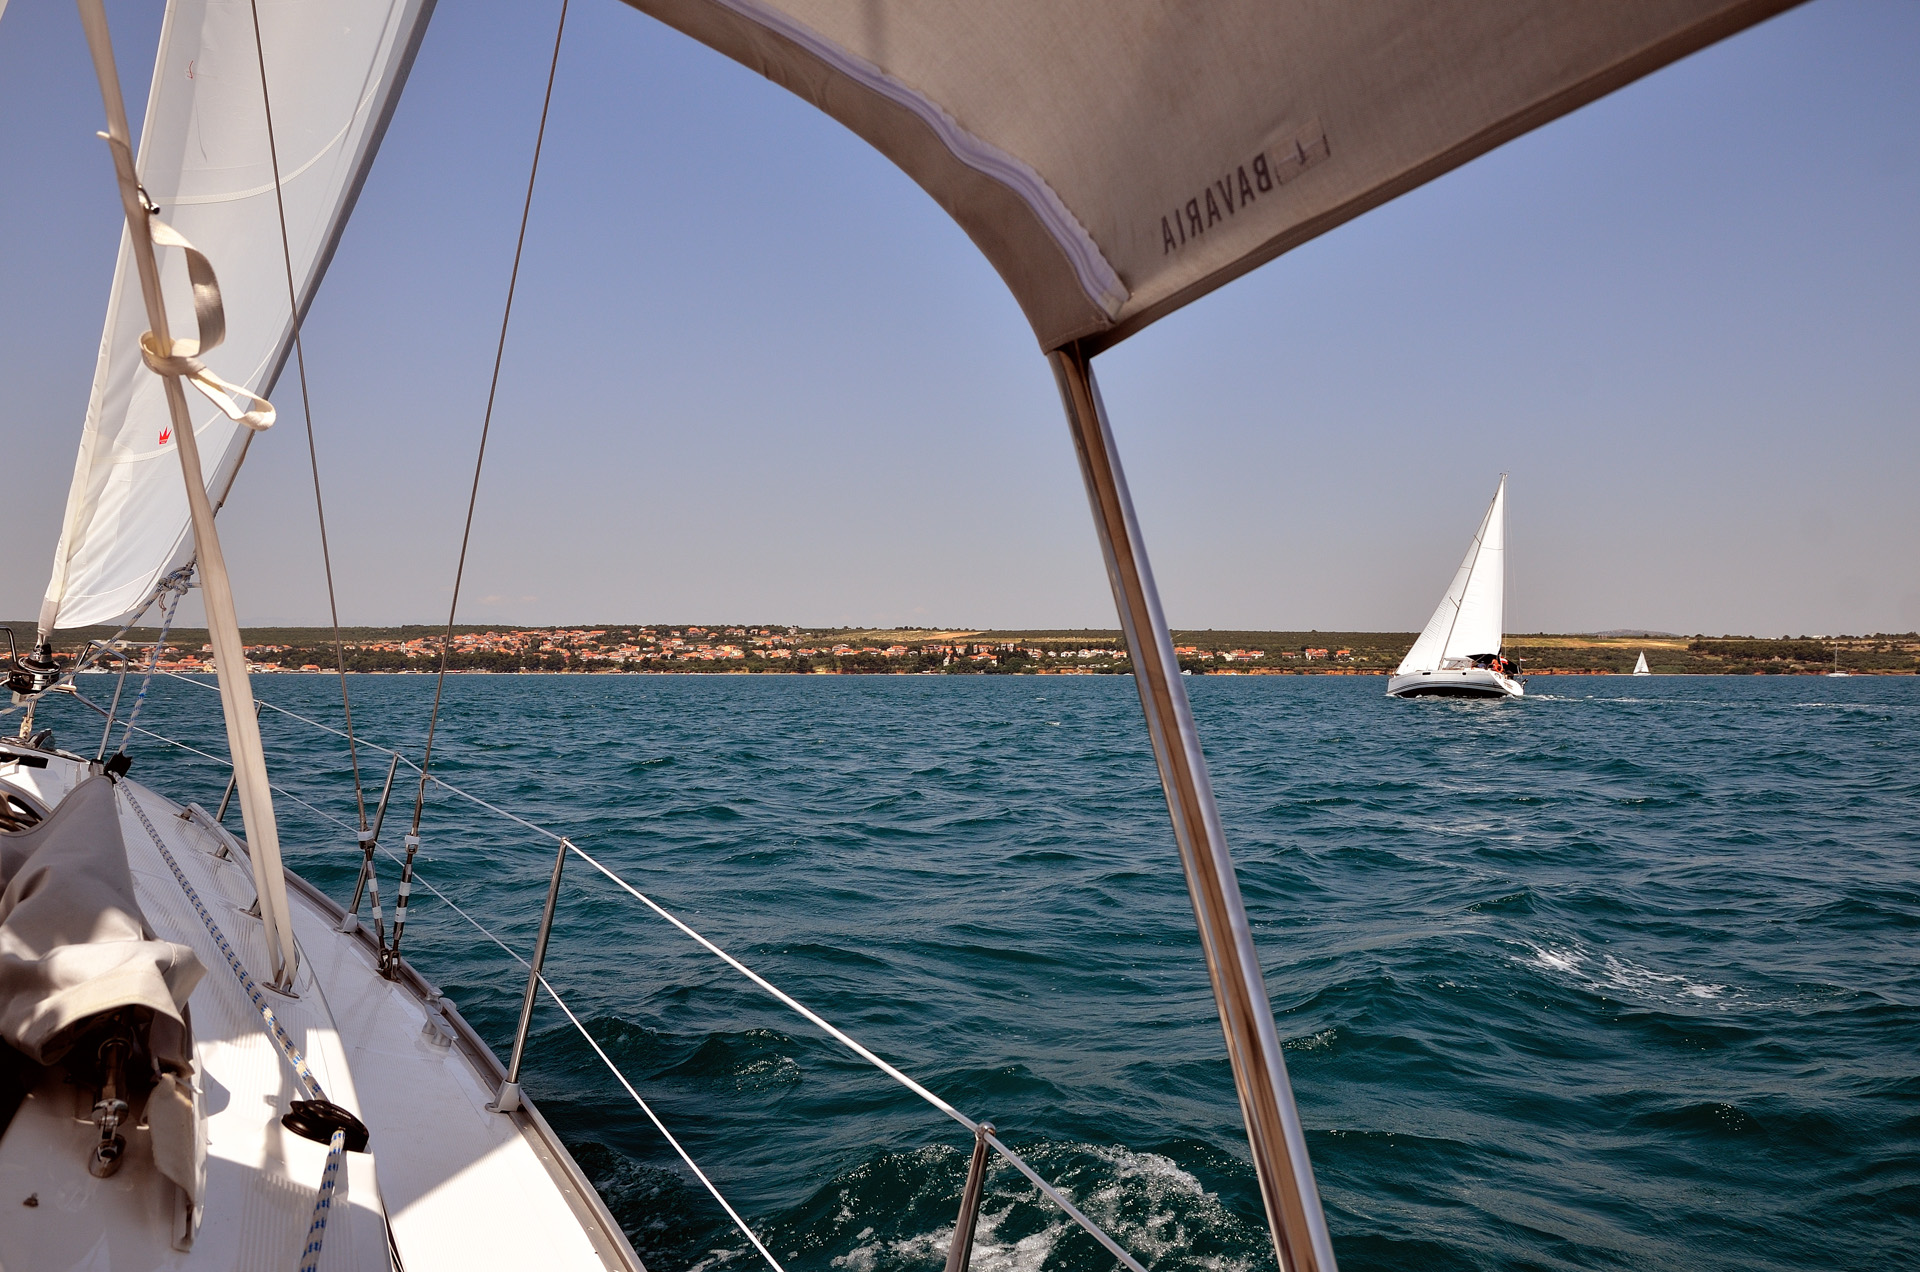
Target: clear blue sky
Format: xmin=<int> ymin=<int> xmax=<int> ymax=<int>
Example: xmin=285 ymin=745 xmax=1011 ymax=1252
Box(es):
xmin=3 ymin=1 xmax=1915 ymax=637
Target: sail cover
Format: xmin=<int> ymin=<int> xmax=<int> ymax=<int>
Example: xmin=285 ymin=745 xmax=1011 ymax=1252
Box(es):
xmin=1398 ymin=476 xmax=1506 ymax=675
xmin=624 ymin=0 xmax=1798 ymax=352
xmin=40 ymin=0 xmax=435 ymax=632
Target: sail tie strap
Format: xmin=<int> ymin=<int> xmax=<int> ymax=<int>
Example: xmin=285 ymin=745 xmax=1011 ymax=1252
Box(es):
xmin=122 ymin=784 xmax=352 ymax=1269
xmin=134 ymin=217 xmax=275 ymax=433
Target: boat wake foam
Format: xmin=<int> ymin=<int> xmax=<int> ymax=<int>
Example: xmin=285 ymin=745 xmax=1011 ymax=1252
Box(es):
xmin=795 ymin=1141 xmax=1263 ymax=1272
xmin=1519 ymin=942 xmax=1736 ymax=1008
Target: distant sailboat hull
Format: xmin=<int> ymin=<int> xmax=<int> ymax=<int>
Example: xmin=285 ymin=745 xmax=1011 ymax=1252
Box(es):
xmin=1390 ymin=475 xmax=1523 ymax=701
xmin=1386 ymin=667 xmax=1525 ymax=699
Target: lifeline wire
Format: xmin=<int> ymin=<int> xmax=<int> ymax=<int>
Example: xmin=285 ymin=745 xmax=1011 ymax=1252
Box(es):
xmin=66 ymin=692 xmax=351 ymax=836
xmin=248 ymin=0 xmax=367 ymax=832
xmin=348 ymin=829 xmax=790 ymax=1272
xmin=105 ymin=707 xmax=786 ymax=1272
xmin=93 ymin=609 xmax=155 ymax=761
xmin=409 ymin=0 xmax=569 ymax=838
xmin=4 ymin=569 xmax=183 ymax=725
xmin=95 ymin=700 xmax=1150 ymax=1271
xmin=565 ymin=843 xmax=1151 ymax=1272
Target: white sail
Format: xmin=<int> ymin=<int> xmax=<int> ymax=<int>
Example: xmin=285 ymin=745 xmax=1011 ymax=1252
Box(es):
xmin=1397 ymin=476 xmax=1506 ymax=675
xmin=1633 ymin=652 xmax=1651 ymax=675
xmin=39 ymin=0 xmax=434 ymax=632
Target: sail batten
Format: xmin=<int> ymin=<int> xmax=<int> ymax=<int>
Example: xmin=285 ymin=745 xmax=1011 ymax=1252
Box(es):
xmin=40 ymin=0 xmax=436 ymax=633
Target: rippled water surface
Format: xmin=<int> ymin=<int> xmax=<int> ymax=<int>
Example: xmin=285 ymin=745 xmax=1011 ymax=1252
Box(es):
xmin=40 ymin=674 xmax=1920 ymax=1270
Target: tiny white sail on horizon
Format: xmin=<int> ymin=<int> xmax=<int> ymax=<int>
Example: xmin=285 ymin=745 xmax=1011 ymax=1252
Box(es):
xmin=38 ymin=0 xmax=434 ymax=633
xmin=1633 ymin=651 xmax=1651 ymax=675
xmin=1396 ymin=475 xmax=1506 ymax=676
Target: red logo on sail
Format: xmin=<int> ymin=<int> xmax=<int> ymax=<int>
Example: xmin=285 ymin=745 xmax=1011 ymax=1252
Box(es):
xmin=158 ymin=427 xmax=172 ymax=445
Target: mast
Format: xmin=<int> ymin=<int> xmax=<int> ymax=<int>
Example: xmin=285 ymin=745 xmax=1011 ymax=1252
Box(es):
xmin=76 ymin=0 xmax=299 ymax=986
xmin=1052 ymin=343 xmax=1335 ymax=1272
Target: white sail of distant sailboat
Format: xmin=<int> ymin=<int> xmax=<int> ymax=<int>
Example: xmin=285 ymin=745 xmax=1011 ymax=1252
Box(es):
xmin=1388 ymin=475 xmax=1524 ymax=699
xmin=1634 ymin=652 xmax=1651 ymax=675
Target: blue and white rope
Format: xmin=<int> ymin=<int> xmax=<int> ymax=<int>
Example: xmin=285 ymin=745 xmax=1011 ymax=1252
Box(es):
xmin=296 ymin=1127 xmax=347 ymax=1272
xmin=122 ymin=783 xmax=346 ymax=1269
xmin=123 ymin=783 xmax=323 ymax=1099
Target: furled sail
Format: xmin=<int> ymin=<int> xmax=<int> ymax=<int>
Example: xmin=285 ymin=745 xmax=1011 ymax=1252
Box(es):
xmin=39 ymin=0 xmax=435 ymax=632
xmin=1397 ymin=477 xmax=1506 ymax=676
xmin=624 ymin=0 xmax=1799 ymax=352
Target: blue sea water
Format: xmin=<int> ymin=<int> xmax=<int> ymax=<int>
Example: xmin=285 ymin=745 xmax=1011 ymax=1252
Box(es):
xmin=37 ymin=673 xmax=1920 ymax=1271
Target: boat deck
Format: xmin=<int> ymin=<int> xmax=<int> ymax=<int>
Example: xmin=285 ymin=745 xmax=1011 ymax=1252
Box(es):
xmin=0 ymin=749 xmax=640 ymax=1271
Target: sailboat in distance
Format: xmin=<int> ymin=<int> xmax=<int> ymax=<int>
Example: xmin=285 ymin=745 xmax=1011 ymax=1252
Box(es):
xmin=1634 ymin=652 xmax=1652 ymax=675
xmin=1388 ymin=476 xmax=1525 ymax=700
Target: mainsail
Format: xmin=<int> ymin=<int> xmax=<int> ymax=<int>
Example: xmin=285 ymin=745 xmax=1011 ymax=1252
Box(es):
xmin=39 ymin=0 xmax=434 ymax=633
xmin=1397 ymin=477 xmax=1507 ymax=676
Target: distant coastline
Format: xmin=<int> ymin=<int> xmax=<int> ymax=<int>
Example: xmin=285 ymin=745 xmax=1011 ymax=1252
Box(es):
xmin=18 ymin=621 xmax=1917 ymax=677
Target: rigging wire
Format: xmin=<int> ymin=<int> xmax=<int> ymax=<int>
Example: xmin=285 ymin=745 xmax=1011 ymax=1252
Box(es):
xmin=409 ymin=0 xmax=570 ymax=839
xmin=67 ymin=689 xmax=1150 ymax=1272
xmin=113 ymin=578 xmax=189 ymax=758
xmin=247 ymin=0 xmax=367 ymax=832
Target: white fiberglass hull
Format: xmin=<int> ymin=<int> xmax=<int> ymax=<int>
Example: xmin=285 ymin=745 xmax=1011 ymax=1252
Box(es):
xmin=1387 ymin=668 xmax=1525 ymax=699
xmin=0 ymin=745 xmax=640 ymax=1271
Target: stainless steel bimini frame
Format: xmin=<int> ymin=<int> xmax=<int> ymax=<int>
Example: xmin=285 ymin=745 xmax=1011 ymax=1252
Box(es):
xmin=1052 ymin=343 xmax=1337 ymax=1272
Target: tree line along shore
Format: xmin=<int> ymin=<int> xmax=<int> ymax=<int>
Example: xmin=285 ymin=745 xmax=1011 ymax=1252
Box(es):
xmin=11 ymin=621 xmax=1917 ymax=677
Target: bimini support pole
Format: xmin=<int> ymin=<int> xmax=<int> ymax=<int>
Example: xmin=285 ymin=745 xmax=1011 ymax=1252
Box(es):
xmin=1050 ymin=342 xmax=1336 ymax=1272
xmin=77 ymin=0 xmax=300 ymax=989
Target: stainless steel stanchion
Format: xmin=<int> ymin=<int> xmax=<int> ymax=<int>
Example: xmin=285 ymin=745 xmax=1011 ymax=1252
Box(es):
xmin=494 ymin=836 xmax=570 ymax=1113
xmin=944 ymin=1121 xmax=995 ymax=1272
xmin=1051 ymin=342 xmax=1335 ymax=1272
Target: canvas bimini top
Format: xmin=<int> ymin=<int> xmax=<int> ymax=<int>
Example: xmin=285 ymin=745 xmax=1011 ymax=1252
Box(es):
xmin=624 ymin=0 xmax=1800 ymax=352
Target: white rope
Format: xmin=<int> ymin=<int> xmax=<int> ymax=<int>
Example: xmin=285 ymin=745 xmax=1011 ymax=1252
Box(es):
xmin=67 ymin=692 xmax=356 ymax=837
xmin=540 ymin=977 xmax=788 ymax=1272
xmin=563 ymin=842 xmax=975 ymax=1130
xmin=983 ymin=1130 xmax=1147 ymax=1272
xmin=76 ymin=698 xmax=787 ymax=1269
xmin=3 ymin=570 xmax=183 ymax=723
xmin=345 ymin=845 xmax=787 ymax=1271
xmin=158 ymin=672 xmax=565 ymax=843
xmin=296 ymin=1128 xmax=347 ymax=1272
